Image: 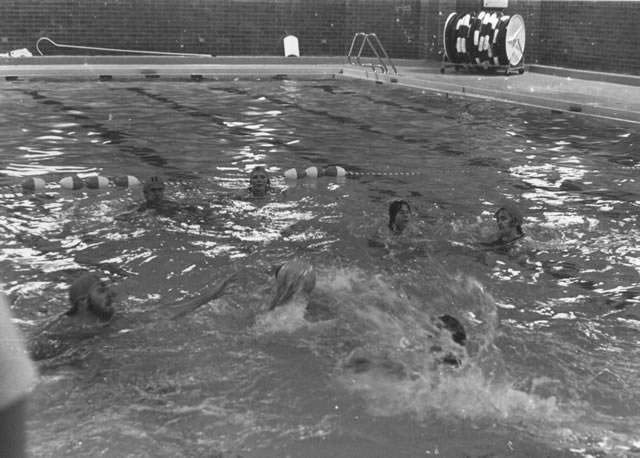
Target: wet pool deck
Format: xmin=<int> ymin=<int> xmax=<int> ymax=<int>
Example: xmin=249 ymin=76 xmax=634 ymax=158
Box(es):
xmin=1 ymin=56 xmax=639 ymax=125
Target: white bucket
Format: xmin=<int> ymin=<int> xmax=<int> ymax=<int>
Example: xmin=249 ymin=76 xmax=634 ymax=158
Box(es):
xmin=283 ymin=35 xmax=300 ymax=57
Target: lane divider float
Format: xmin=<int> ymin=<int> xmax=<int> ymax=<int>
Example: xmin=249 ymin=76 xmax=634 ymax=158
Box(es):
xmin=283 ymin=165 xmax=424 ymax=180
xmin=19 ymin=175 xmax=142 ymax=192
xmin=284 ymin=166 xmax=346 ymax=180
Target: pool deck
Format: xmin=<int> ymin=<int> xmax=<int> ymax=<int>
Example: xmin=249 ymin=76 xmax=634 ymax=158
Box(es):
xmin=1 ymin=56 xmax=639 ymax=125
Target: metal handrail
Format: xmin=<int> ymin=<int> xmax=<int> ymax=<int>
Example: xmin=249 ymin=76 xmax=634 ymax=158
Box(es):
xmin=35 ymin=37 xmax=212 ymax=57
xmin=347 ymin=33 xmax=397 ymax=75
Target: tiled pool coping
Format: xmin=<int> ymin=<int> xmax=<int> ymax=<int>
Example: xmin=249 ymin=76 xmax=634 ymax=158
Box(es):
xmin=1 ymin=56 xmax=639 ymax=125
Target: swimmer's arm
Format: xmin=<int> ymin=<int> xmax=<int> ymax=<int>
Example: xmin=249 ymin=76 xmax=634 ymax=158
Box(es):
xmin=114 ymin=204 xmax=143 ymax=221
xmin=168 ymin=273 xmax=238 ymax=319
xmin=280 ymin=219 xmax=318 ymax=238
xmin=281 ymin=220 xmax=306 ymax=238
xmin=367 ymin=228 xmax=388 ymax=248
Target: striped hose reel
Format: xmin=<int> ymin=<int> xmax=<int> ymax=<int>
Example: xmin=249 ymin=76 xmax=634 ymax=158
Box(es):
xmin=443 ymin=10 xmax=525 ymax=70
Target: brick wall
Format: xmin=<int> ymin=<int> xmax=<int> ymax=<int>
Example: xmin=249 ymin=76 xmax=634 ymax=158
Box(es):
xmin=0 ymin=0 xmax=420 ymax=58
xmin=0 ymin=0 xmax=638 ymax=74
xmin=539 ymin=1 xmax=640 ymax=74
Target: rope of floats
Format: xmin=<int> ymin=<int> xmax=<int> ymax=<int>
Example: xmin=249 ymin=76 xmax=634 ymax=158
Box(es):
xmin=283 ymin=165 xmax=425 ymax=179
xmin=4 ymin=175 xmax=142 ymax=193
xmin=2 ymin=165 xmax=424 ymax=194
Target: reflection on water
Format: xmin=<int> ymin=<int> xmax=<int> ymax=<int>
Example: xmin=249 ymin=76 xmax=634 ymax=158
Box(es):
xmin=0 ymin=79 xmax=639 ymax=457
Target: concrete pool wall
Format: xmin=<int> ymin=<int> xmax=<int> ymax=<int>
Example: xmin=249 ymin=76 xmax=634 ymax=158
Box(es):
xmin=1 ymin=56 xmax=639 ymax=125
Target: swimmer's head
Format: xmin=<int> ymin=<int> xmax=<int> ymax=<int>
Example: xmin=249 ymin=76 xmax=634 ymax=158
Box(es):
xmin=67 ymin=273 xmax=115 ymax=322
xmin=432 ymin=314 xmax=467 ymax=367
xmin=143 ymin=176 xmax=165 ymax=204
xmin=388 ymin=200 xmax=411 ymax=233
xmin=435 ymin=314 xmax=467 ymax=346
xmin=495 ymin=201 xmax=524 ymax=237
xmin=248 ymin=166 xmax=271 ymax=196
xmin=269 ymin=259 xmax=316 ymax=310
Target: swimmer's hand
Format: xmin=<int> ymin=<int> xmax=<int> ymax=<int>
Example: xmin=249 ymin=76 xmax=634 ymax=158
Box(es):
xmin=169 ymin=273 xmax=238 ymax=319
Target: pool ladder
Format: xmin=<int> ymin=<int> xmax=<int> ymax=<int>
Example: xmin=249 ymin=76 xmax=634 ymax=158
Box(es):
xmin=347 ymin=33 xmax=397 ymax=75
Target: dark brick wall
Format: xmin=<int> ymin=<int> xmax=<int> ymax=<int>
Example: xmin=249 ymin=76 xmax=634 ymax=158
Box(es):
xmin=0 ymin=0 xmax=420 ymax=58
xmin=539 ymin=1 xmax=640 ymax=74
xmin=0 ymin=0 xmax=639 ymax=74
xmin=345 ymin=0 xmax=421 ymax=59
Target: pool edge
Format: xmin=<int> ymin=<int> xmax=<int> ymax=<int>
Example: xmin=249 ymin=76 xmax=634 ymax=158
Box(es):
xmin=2 ymin=56 xmax=639 ymax=125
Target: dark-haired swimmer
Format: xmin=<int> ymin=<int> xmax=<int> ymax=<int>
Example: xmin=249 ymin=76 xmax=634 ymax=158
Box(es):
xmin=118 ymin=175 xmax=217 ymax=225
xmin=137 ymin=175 xmax=181 ymax=214
xmin=431 ymin=314 xmax=467 ymax=366
xmin=388 ymin=200 xmax=411 ymax=235
xmin=142 ymin=175 xmax=166 ymax=205
xmin=368 ymin=200 xmax=427 ymax=250
xmin=65 ymin=272 xmax=116 ymax=324
xmin=114 ymin=175 xmax=177 ymax=217
xmin=343 ymin=313 xmax=468 ymax=378
xmin=29 ymin=273 xmax=117 ymax=361
xmin=29 ymin=271 xmax=237 ymax=361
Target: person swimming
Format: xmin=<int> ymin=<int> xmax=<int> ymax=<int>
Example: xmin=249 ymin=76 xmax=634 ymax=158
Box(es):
xmin=480 ymin=201 xmax=525 ymax=247
xmin=431 ymin=314 xmax=467 ymax=366
xmin=66 ymin=272 xmax=116 ymax=324
xmin=343 ymin=313 xmax=468 ymax=378
xmin=495 ymin=202 xmax=525 ymax=244
xmin=137 ymin=175 xmax=181 ymax=214
xmin=388 ymin=200 xmax=411 ymax=235
xmin=30 ymin=270 xmax=237 ymax=361
xmin=143 ymin=175 xmax=166 ymax=206
xmin=268 ymin=259 xmax=317 ymax=310
xmin=29 ymin=273 xmax=118 ymax=361
xmin=369 ymin=199 xmax=427 ymax=251
xmin=118 ymin=175 xmax=216 ymax=225
xmin=247 ymin=166 xmax=274 ymax=197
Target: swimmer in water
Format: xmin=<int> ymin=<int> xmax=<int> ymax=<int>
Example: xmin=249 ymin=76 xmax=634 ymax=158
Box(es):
xmin=343 ymin=313 xmax=468 ymax=377
xmin=493 ymin=202 xmax=525 ymax=244
xmin=369 ymin=200 xmax=426 ymax=249
xmin=267 ymin=259 xmax=335 ymax=321
xmin=247 ymin=166 xmax=274 ymax=198
xmin=65 ymin=272 xmax=117 ymax=324
xmin=475 ymin=201 xmax=527 ymax=264
xmin=138 ymin=176 xmax=180 ymax=213
xmin=268 ymin=259 xmax=316 ymax=310
xmin=143 ymin=175 xmax=166 ymax=206
xmin=120 ymin=175 xmax=215 ymax=224
xmin=30 ymin=271 xmax=237 ymax=360
xmin=431 ymin=314 xmax=467 ymax=366
xmin=388 ymin=200 xmax=411 ymax=235
xmin=479 ymin=201 xmax=525 ymax=249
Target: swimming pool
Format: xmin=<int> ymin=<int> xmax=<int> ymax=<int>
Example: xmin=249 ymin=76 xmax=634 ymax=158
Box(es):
xmin=1 ymin=76 xmax=639 ymax=457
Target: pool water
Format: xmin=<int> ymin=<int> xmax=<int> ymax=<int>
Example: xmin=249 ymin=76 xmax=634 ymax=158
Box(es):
xmin=1 ymin=77 xmax=639 ymax=457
